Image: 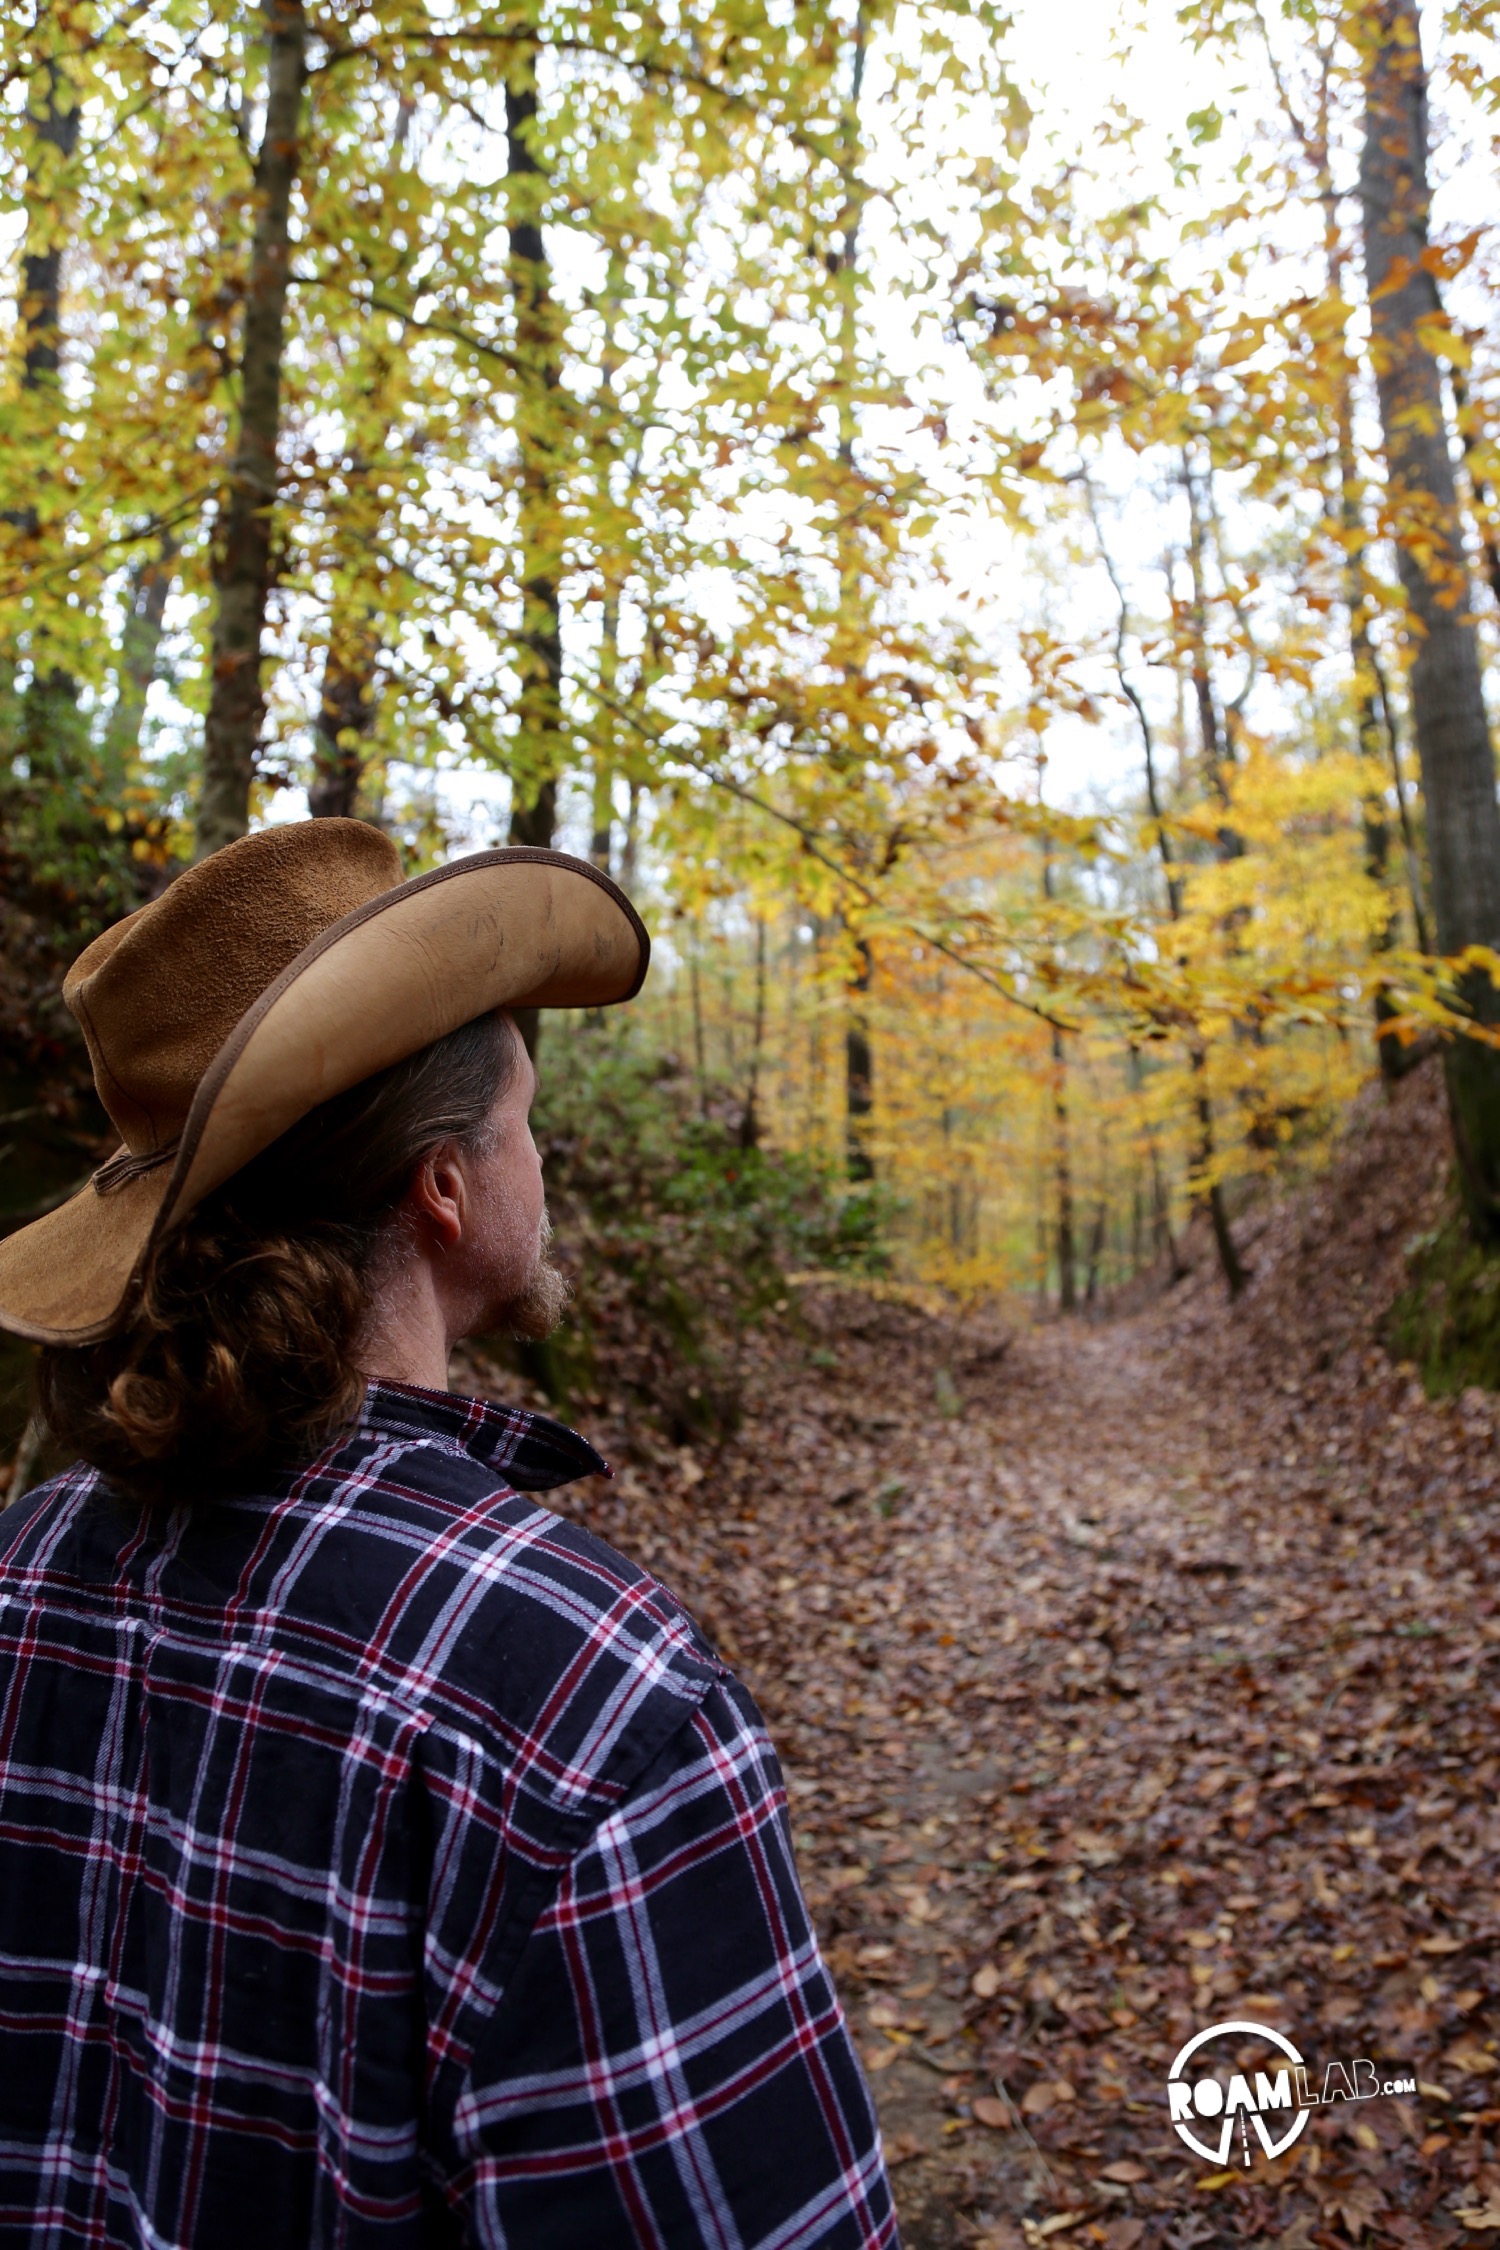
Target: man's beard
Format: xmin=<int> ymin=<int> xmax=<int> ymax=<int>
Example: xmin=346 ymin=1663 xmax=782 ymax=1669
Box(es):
xmin=491 ymin=1214 xmax=571 ymax=1342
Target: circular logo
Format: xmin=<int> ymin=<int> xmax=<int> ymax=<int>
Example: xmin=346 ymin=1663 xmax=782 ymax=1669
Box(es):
xmin=1167 ymin=2019 xmax=1310 ymax=2166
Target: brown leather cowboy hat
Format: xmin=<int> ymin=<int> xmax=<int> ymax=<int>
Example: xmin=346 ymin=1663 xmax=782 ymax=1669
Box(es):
xmin=0 ymin=821 xmax=648 ymax=1346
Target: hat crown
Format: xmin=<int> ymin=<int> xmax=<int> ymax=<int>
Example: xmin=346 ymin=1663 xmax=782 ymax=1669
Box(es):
xmin=64 ymin=822 xmax=404 ymax=1154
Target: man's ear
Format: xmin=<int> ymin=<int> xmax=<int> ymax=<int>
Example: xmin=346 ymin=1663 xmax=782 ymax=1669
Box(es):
xmin=406 ymin=1144 xmax=467 ymax=1250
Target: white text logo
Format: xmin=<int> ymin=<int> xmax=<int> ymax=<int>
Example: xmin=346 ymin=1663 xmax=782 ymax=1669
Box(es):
xmin=1167 ymin=2019 xmax=1416 ymax=2168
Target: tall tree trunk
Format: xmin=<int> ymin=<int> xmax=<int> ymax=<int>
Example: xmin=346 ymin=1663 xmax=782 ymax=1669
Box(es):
xmin=1194 ymin=1074 xmax=1248 ymax=1296
xmin=1125 ymin=1039 xmax=1184 ymax=1282
xmin=620 ymin=778 xmax=641 ymax=893
xmin=1180 ymin=451 xmax=1245 ymax=872
xmin=589 ymin=754 xmax=613 ymax=872
xmin=11 ymin=61 xmax=82 ymax=775
xmin=1037 ymin=825 xmax=1077 ymax=1308
xmin=1051 ymin=1026 xmax=1077 ymax=1313
xmin=308 ymin=614 xmax=378 ymax=819
xmin=1181 ymin=454 xmax=1225 ymax=789
xmin=504 ymin=64 xmax=564 ymax=855
xmin=1358 ymin=0 xmax=1500 ymax=1232
xmin=843 ymin=955 xmax=874 ymax=1173
xmin=307 ymin=111 xmax=413 ymax=829
xmin=588 ymin=579 xmax=623 ymax=873
xmin=829 ymin=7 xmax=875 ymax=1168
xmin=503 ymin=61 xmax=565 ymax=1059
xmin=196 ymin=0 xmax=306 ymax=858
xmin=102 ymin=538 xmax=176 ymax=778
xmin=308 ymin=639 xmax=377 ymax=819
xmin=845 ymin=935 xmax=874 ymax=1181
xmin=739 ymin=915 xmax=767 ymax=1150
xmin=1181 ymin=473 xmax=1250 ymax=1285
xmin=719 ymin=932 xmax=739 ymax=1076
xmin=830 ymin=5 xmax=869 ymax=615
xmin=585 ymin=242 xmax=633 ymax=879
xmin=1150 ymin=1139 xmax=1180 ymax=1278
xmin=803 ymin=918 xmax=826 ymax=1147
xmin=18 ymin=66 xmax=78 ymax=401
xmin=1084 ymin=1194 xmax=1107 ymax=1306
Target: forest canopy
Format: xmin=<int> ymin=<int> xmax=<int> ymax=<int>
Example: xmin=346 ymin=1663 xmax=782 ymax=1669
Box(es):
xmin=3 ymin=0 xmax=1499 ymax=1309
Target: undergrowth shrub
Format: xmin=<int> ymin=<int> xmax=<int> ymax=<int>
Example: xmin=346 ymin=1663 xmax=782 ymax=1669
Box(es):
xmin=1388 ymin=1204 xmax=1500 ymax=1396
xmin=485 ymin=1020 xmax=890 ymax=1441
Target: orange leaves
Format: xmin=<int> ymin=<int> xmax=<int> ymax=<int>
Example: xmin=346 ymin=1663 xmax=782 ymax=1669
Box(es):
xmin=1368 ymin=231 xmax=1485 ymax=300
xmin=1419 ymin=229 xmax=1479 ymax=280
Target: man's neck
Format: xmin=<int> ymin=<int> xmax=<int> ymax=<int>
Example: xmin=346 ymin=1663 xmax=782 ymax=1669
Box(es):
xmin=357 ymin=1257 xmax=452 ymax=1392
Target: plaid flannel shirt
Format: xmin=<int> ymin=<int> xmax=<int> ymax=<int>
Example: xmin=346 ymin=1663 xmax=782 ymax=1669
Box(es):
xmin=0 ymin=1380 xmax=893 ymax=2248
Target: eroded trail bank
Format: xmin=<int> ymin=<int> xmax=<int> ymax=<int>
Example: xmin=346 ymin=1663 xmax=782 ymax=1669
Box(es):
xmin=488 ymin=1273 xmax=1500 ymax=2249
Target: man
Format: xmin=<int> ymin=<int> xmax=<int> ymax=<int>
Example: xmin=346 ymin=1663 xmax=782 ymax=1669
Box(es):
xmin=0 ymin=822 xmax=894 ymax=2247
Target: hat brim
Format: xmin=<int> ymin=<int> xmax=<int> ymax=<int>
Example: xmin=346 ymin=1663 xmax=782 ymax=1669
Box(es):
xmin=0 ymin=848 xmax=647 ymax=1345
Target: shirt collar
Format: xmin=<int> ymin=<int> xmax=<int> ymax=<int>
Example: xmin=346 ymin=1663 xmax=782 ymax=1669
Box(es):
xmin=361 ymin=1379 xmax=610 ymax=1492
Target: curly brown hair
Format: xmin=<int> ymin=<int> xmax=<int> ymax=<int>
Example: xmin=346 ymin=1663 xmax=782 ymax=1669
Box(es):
xmin=36 ymin=1009 xmax=517 ymax=1509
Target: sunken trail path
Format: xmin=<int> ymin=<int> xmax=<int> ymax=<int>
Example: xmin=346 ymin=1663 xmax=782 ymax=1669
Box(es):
xmin=475 ymin=1273 xmax=1500 ymax=2248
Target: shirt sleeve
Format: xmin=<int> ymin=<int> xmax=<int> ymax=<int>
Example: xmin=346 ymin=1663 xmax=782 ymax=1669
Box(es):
xmin=446 ymin=1673 xmax=897 ymax=2249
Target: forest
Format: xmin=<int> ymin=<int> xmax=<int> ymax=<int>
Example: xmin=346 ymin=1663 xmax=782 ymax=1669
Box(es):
xmin=4 ymin=0 xmax=1500 ymax=2242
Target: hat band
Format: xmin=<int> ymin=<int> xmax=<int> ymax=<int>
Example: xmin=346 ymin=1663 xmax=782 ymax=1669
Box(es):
xmin=93 ymin=1142 xmax=180 ymax=1197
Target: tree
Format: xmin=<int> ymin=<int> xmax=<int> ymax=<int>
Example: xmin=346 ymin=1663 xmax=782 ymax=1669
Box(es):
xmin=8 ymin=48 xmax=83 ymax=779
xmin=102 ymin=539 xmax=176 ymax=779
xmin=501 ymin=54 xmax=565 ymax=869
xmin=195 ymin=0 xmax=307 ymax=858
xmin=1357 ymin=0 xmax=1500 ymax=1230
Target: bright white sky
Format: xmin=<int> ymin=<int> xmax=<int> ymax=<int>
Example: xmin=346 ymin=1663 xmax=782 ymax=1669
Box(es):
xmin=1007 ymin=0 xmax=1221 ymax=140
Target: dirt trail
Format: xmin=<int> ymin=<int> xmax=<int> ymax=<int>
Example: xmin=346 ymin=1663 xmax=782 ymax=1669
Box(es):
xmin=518 ymin=1265 xmax=1500 ymax=2248
xmin=750 ymin=1304 xmax=1277 ymax=2250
